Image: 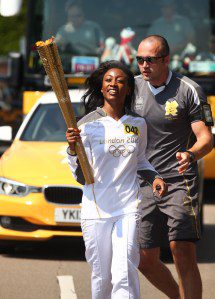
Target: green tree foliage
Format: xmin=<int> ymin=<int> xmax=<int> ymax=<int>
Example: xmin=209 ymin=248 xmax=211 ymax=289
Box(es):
xmin=0 ymin=0 xmax=27 ymax=55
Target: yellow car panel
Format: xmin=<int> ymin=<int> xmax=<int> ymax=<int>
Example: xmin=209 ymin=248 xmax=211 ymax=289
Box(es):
xmin=0 ymin=91 xmax=84 ymax=241
xmin=203 ymin=148 xmax=215 ymax=179
xmin=1 ymin=141 xmax=75 ymax=185
xmin=23 ymin=91 xmax=45 ymax=116
xmin=0 ymin=141 xmax=82 ymax=240
xmin=204 ymin=96 xmax=215 ymax=179
xmin=0 ymin=228 xmax=82 ymax=241
xmin=0 ymin=204 xmax=82 ymax=240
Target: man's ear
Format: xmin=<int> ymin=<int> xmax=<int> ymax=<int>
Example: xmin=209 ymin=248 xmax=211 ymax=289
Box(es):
xmin=165 ymin=55 xmax=170 ymax=66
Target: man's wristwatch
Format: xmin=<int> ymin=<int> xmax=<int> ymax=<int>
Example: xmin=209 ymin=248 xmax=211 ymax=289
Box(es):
xmin=185 ymin=150 xmax=195 ymax=163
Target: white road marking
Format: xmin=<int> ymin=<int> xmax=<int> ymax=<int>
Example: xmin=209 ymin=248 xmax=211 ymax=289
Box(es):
xmin=57 ymin=275 xmax=78 ymax=299
xmin=203 ymin=204 xmax=215 ymax=224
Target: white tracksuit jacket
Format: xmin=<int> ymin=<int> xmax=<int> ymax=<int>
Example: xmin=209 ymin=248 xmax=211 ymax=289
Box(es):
xmin=67 ymin=107 xmax=159 ymax=219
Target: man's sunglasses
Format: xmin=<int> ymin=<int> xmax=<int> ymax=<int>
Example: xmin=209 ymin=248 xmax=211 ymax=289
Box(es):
xmin=136 ymin=56 xmax=166 ymax=64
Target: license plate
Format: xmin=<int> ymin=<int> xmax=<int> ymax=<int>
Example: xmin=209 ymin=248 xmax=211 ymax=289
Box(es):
xmin=55 ymin=208 xmax=81 ymax=223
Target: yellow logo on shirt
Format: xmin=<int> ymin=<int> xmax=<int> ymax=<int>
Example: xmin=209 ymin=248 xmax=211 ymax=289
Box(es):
xmin=124 ymin=124 xmax=140 ymax=135
xmin=165 ymin=100 xmax=179 ymax=116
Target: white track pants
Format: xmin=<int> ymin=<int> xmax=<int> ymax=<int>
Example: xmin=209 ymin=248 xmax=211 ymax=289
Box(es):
xmin=81 ymin=213 xmax=140 ymax=299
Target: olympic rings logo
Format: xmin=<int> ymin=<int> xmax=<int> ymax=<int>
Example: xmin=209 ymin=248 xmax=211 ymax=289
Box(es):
xmin=108 ymin=145 xmax=135 ymax=157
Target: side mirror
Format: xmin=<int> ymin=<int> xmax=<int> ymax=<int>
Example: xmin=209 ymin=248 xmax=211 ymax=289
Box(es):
xmin=0 ymin=126 xmax=12 ymax=141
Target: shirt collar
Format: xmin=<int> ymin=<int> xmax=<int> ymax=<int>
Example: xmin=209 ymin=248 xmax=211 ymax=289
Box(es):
xmin=96 ymin=107 xmax=106 ymax=116
xmin=148 ymin=71 xmax=172 ymax=95
xmin=96 ymin=106 xmax=131 ymax=116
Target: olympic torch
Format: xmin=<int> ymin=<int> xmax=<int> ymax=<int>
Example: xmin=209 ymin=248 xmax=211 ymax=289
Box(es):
xmin=35 ymin=37 xmax=94 ymax=184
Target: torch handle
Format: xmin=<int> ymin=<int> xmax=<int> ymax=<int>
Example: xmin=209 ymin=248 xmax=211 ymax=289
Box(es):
xmin=37 ymin=41 xmax=94 ymax=184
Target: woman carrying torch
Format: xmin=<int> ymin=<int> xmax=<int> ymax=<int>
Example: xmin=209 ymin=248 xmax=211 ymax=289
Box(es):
xmin=66 ymin=60 xmax=166 ymax=299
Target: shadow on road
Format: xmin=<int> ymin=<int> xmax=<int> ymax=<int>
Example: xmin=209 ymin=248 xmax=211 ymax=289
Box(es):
xmin=0 ymin=238 xmax=86 ymax=261
xmin=204 ymin=180 xmax=215 ymax=204
xmin=1 ymin=226 xmax=214 ymax=263
xmin=197 ymin=224 xmax=215 ymax=263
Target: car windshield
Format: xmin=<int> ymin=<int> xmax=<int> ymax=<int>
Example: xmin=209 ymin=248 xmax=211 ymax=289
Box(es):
xmin=20 ymin=102 xmax=84 ymax=141
xmin=27 ymin=0 xmax=215 ymax=75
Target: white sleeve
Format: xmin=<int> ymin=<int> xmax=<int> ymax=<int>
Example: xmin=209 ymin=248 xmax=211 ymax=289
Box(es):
xmin=67 ymin=154 xmax=78 ymax=180
xmin=137 ymin=119 xmax=161 ymax=183
xmin=137 ymin=119 xmax=155 ymax=170
xmin=67 ymin=125 xmax=92 ymax=184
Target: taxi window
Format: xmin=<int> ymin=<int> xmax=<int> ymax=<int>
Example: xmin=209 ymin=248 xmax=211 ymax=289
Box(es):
xmin=21 ymin=103 xmax=84 ymax=141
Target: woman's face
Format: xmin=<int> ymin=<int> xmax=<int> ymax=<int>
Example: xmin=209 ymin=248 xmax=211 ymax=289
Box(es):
xmin=101 ymin=68 xmax=129 ymax=107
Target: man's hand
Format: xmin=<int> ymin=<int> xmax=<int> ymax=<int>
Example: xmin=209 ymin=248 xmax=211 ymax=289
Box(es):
xmin=176 ymin=151 xmax=191 ymax=174
xmin=152 ymin=178 xmax=167 ymax=197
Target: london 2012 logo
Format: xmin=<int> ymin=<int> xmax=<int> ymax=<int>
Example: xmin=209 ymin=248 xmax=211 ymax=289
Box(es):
xmin=165 ymin=100 xmax=178 ymax=116
xmin=108 ymin=145 xmax=135 ymax=157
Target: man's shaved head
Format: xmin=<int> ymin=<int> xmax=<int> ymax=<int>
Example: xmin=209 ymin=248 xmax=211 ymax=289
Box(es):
xmin=138 ymin=35 xmax=170 ymax=57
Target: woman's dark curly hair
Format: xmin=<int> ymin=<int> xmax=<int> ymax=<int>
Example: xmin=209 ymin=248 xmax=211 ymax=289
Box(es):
xmin=82 ymin=60 xmax=135 ymax=114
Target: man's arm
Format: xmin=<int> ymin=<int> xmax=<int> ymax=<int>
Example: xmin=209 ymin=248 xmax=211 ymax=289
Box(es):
xmin=176 ymin=120 xmax=213 ymax=174
xmin=189 ymin=121 xmax=213 ymax=159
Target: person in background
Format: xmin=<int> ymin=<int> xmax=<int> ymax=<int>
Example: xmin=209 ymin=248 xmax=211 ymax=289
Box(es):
xmin=56 ymin=0 xmax=104 ymax=56
xmin=66 ymin=60 xmax=166 ymax=299
xmin=133 ymin=35 xmax=213 ymax=299
xmin=195 ymin=34 xmax=215 ymax=61
xmin=0 ymin=81 xmax=12 ymax=112
xmin=148 ymin=0 xmax=195 ymax=55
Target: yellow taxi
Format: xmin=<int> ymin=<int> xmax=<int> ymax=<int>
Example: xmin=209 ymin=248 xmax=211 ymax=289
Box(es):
xmin=203 ymin=96 xmax=215 ymax=180
xmin=0 ymin=90 xmax=85 ymax=241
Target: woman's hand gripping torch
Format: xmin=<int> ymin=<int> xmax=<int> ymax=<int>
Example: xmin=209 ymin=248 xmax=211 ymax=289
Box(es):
xmin=35 ymin=37 xmax=94 ymax=184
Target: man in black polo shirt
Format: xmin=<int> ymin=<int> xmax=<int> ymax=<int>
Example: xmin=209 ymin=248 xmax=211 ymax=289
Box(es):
xmin=133 ymin=35 xmax=213 ymax=299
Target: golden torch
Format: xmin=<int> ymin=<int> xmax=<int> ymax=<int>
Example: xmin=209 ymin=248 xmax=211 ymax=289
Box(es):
xmin=35 ymin=37 xmax=94 ymax=184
